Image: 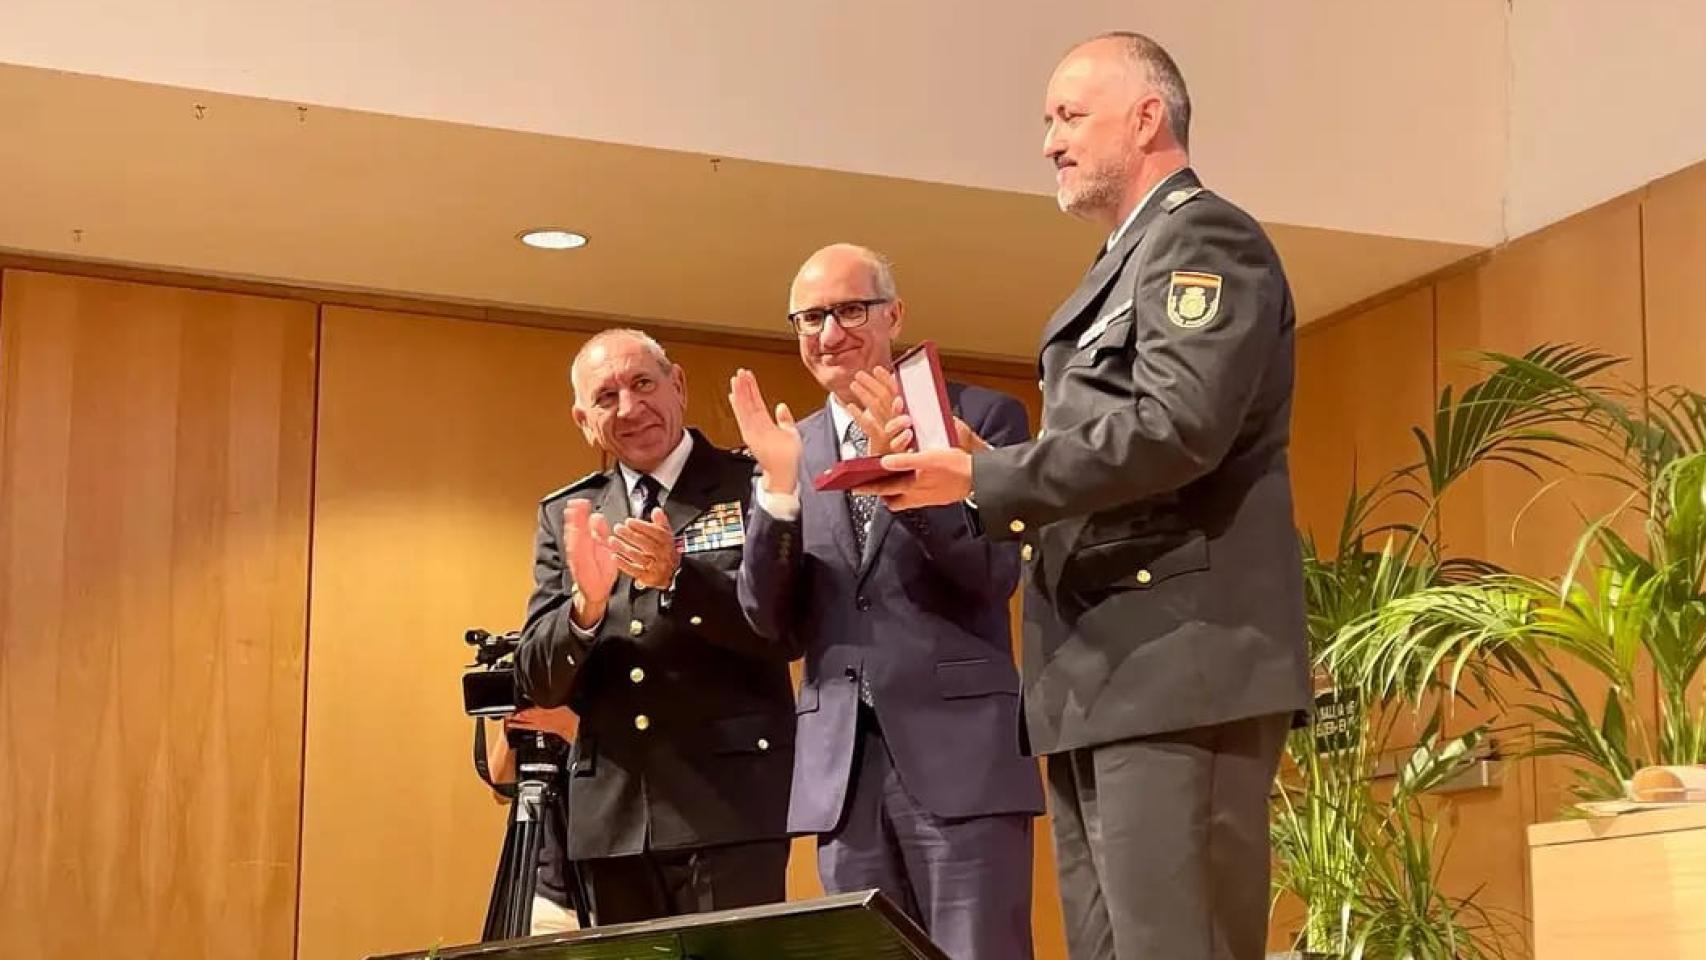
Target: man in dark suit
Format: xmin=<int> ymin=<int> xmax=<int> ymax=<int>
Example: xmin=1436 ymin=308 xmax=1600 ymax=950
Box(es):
xmin=868 ymin=34 xmax=1311 ymax=960
xmin=516 ymin=328 xmax=797 ymax=926
xmin=727 ymin=244 xmax=1043 ymax=960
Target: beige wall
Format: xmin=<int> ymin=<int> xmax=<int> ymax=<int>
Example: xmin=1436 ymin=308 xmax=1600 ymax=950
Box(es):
xmin=1506 ymin=0 xmax=1706 ymax=238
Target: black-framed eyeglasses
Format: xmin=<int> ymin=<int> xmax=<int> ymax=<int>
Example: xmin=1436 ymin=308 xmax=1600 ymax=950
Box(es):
xmin=786 ymin=298 xmax=891 ymax=336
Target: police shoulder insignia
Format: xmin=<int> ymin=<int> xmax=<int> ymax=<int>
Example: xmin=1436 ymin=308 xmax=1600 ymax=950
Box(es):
xmin=1162 ymin=187 xmax=1204 ymax=212
xmin=540 ymin=471 xmax=608 ymax=503
xmin=1165 ymin=271 xmax=1224 ymax=329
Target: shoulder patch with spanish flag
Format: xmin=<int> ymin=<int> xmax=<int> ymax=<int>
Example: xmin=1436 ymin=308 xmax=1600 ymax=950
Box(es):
xmin=1165 ymin=271 xmax=1223 ymax=329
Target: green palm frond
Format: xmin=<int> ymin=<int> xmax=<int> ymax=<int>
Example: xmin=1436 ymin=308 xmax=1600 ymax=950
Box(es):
xmin=1280 ymin=343 xmax=1706 ymax=955
xmin=1419 ymin=344 xmax=1623 ymax=496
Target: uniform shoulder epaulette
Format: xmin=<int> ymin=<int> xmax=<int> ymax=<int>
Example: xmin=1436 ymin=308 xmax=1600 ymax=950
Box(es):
xmin=1161 ymin=186 xmax=1207 ymax=213
xmin=728 ymin=445 xmax=757 ymax=462
xmin=540 ymin=471 xmax=608 ymax=503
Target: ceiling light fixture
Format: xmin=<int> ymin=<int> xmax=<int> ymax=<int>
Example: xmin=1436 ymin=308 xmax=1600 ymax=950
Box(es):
xmin=518 ymin=229 xmax=588 ymax=250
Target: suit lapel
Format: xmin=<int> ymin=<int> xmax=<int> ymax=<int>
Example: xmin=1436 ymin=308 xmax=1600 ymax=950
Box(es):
xmin=1037 ymin=167 xmax=1201 ymax=354
xmin=803 ymin=410 xmax=861 ymax=571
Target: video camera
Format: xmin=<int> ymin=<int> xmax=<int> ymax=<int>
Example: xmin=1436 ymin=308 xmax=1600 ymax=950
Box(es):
xmin=461 ymin=628 xmax=532 ymax=718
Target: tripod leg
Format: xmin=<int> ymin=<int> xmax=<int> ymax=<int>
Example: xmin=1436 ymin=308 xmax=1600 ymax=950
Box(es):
xmin=482 ymin=810 xmax=522 ymax=940
xmin=508 ymin=817 xmax=542 ymax=935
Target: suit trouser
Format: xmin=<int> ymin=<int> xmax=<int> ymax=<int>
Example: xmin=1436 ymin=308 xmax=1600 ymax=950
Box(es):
xmin=1047 ymin=712 xmax=1290 ymax=960
xmin=579 ymin=838 xmax=789 ymax=926
xmin=818 ymin=705 xmax=1036 ymax=960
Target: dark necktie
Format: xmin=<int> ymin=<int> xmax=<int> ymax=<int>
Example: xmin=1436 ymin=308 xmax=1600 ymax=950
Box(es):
xmin=633 ymin=473 xmax=663 ymax=520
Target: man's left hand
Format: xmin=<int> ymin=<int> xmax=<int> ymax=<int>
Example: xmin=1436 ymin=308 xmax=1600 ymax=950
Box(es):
xmin=856 ymin=448 xmax=974 ymax=510
xmin=609 ymin=507 xmax=681 ymax=590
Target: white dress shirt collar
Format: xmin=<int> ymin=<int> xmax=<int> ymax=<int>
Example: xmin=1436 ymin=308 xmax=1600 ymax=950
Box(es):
xmin=618 ymin=429 xmax=694 ymax=507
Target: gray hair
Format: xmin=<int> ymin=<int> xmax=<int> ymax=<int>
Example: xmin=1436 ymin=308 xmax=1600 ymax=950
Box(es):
xmin=569 ymin=328 xmax=672 ymax=398
xmin=860 ymin=247 xmax=899 ymax=301
xmin=1087 ymin=31 xmax=1192 ymax=151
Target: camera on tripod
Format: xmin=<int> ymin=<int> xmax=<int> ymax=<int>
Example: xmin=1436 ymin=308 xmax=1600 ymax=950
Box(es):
xmin=462 ymin=628 xmax=533 ymax=718
xmin=461 ymin=626 xmax=588 ymax=936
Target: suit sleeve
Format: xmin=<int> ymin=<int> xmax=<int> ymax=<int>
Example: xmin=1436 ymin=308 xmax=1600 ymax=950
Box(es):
xmin=737 ymin=496 xmax=805 ymax=658
xmin=895 ymin=392 xmax=1026 ymax=598
xmin=971 ymin=201 xmax=1283 ymax=537
xmin=516 ymin=501 xmax=591 ymax=709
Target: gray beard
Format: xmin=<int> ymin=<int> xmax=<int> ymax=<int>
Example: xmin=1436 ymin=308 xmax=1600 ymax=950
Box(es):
xmin=1058 ymin=170 xmax=1121 ymax=219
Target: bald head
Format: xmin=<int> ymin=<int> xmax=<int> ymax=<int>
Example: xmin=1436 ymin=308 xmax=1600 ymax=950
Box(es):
xmin=1072 ymin=32 xmax=1191 ymax=151
xmin=788 ymin=243 xmax=905 ymax=402
xmin=789 ymin=243 xmax=896 ymax=311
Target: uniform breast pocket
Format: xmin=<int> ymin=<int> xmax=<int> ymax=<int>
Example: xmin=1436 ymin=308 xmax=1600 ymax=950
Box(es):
xmin=1063 ymin=310 xmax=1134 ymax=370
xmin=1065 ymin=529 xmax=1209 ymax=598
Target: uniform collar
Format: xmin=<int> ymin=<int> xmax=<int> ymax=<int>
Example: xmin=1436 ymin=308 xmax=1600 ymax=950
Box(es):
xmin=1106 ymin=165 xmax=1194 ymax=250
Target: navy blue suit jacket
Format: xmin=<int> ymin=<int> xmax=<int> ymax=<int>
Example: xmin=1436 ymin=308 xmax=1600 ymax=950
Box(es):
xmin=740 ymin=382 xmax=1044 ymax=833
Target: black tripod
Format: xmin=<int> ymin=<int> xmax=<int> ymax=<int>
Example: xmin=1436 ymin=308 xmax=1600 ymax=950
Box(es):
xmin=479 ymin=726 xmax=589 ymax=939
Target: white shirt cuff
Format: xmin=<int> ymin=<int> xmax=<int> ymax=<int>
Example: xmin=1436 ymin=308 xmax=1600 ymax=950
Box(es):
xmin=753 ymin=476 xmax=801 ymax=521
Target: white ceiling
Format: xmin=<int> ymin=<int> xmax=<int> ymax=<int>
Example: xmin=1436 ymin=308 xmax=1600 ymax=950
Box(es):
xmin=2 ymin=0 xmax=1512 ymax=243
xmin=2 ymin=0 xmax=1703 ymax=358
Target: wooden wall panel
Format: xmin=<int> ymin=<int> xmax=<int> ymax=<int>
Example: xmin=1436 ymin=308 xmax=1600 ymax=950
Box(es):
xmin=297 ymin=307 xmax=600 ymax=959
xmin=1292 ymin=287 xmax=1437 ymax=547
xmin=1435 ymin=197 xmax=1645 ymax=584
xmin=1644 ymin=163 xmax=1706 ymax=395
xmin=0 ymin=270 xmax=316 ymax=960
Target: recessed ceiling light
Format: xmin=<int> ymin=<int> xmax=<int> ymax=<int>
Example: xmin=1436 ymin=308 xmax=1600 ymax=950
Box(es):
xmin=518 ymin=229 xmax=588 ymax=250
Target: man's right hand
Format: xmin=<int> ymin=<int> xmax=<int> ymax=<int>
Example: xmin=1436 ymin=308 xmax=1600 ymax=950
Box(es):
xmin=507 ymin=706 xmax=578 ymax=741
xmin=729 ymin=369 xmax=802 ymax=494
xmin=563 ymin=498 xmax=619 ymax=627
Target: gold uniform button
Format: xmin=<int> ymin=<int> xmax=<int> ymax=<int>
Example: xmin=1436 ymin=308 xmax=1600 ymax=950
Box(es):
xmin=689 ymin=615 xmax=703 ymax=626
xmin=1021 ymin=544 xmax=1034 ymax=562
xmin=757 ymin=738 xmax=770 ymax=751
xmin=1135 ymin=569 xmax=1153 ymax=585
xmin=1009 ymin=519 xmax=1026 ymax=534
xmin=634 ymin=714 xmax=651 ymax=731
xmin=629 ymin=667 xmax=645 ymax=684
xmin=628 ymin=619 xmax=644 ymax=637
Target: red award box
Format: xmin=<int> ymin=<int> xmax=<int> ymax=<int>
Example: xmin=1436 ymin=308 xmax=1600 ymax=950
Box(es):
xmin=813 ymin=340 xmax=956 ymax=491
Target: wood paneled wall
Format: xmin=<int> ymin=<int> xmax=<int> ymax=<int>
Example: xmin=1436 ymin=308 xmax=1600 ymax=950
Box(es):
xmin=0 ymin=271 xmax=316 ymax=960
xmin=296 ymin=307 xmax=600 ymax=959
xmin=6 ymin=157 xmax=1705 ymax=960
xmin=1286 ymin=160 xmax=1706 ymax=958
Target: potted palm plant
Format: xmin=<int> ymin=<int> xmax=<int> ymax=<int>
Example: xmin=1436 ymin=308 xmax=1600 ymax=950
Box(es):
xmin=1323 ymin=351 xmax=1706 ymax=808
xmin=1270 ymin=344 xmax=1623 ymax=957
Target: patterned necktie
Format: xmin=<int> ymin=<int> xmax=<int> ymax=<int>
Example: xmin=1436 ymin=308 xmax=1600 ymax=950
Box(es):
xmin=844 ymin=419 xmax=879 ymax=708
xmin=844 ymin=419 xmax=877 ymax=557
